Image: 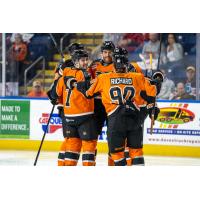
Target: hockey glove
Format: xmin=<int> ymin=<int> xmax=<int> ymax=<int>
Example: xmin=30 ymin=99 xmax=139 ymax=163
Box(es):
xmin=148 ymin=105 xmax=160 ymax=120
xmin=57 ymin=106 xmax=64 ymax=118
xmin=55 ymin=60 xmax=65 ymax=76
xmin=47 ymin=90 xmax=58 ymax=105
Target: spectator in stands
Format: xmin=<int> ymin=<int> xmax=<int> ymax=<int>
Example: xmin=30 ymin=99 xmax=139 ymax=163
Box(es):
xmin=8 ymin=33 xmax=28 ymax=86
xmin=142 ymin=33 xmax=167 ymax=65
xmin=10 ymin=33 xmax=34 ymax=43
xmin=118 ymin=33 xmax=144 ymax=52
xmin=170 ymin=82 xmax=195 ymax=100
xmin=9 ymin=33 xmax=27 ymax=63
xmin=27 ymin=80 xmax=47 ymax=98
xmin=157 ymin=68 xmax=175 ymax=100
xmin=184 ymin=66 xmax=196 ymax=96
xmin=143 ymin=33 xmax=149 ymax=41
xmin=166 ymin=33 xmax=183 ymax=62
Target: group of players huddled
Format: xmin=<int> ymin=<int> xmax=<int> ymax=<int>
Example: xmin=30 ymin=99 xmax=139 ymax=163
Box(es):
xmin=47 ymin=41 xmax=164 ymax=166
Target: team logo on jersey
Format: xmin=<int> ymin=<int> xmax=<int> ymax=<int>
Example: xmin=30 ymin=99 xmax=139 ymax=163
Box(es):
xmin=39 ymin=113 xmax=62 ymax=134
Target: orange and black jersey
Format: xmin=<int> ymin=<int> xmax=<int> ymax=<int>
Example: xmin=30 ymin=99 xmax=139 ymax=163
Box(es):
xmin=52 ymin=68 xmax=94 ymax=117
xmin=134 ymin=76 xmax=157 ymax=107
xmin=88 ymin=59 xmax=115 ymax=79
xmin=127 ymin=63 xmax=157 ymax=107
xmin=86 ymin=72 xmax=146 ymax=116
xmin=54 ymin=59 xmax=74 ymax=75
xmin=54 ymin=59 xmax=75 ymax=108
xmin=145 ymin=77 xmax=157 ymax=97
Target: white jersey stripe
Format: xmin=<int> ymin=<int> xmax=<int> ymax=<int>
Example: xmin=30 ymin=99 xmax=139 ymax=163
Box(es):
xmin=65 ymin=112 xmax=94 ymax=117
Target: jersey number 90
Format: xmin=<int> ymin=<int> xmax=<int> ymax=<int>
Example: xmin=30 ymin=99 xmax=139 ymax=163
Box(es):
xmin=109 ymin=86 xmax=135 ymax=105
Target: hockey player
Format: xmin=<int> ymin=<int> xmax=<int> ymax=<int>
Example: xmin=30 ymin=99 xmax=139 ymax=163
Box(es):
xmin=88 ymin=41 xmax=115 ymax=165
xmin=88 ymin=41 xmax=115 ymax=134
xmin=55 ymin=43 xmax=84 ymax=76
xmin=48 ymin=49 xmax=98 ymax=166
xmin=53 ymin=43 xmax=85 ymax=166
xmin=75 ymin=48 xmax=156 ymax=166
xmin=89 ymin=41 xmax=115 ymax=79
xmin=55 ymin=43 xmax=85 ymax=124
xmin=124 ymin=62 xmax=163 ymax=165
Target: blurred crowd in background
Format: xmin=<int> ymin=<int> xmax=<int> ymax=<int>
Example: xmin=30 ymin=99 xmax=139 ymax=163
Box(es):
xmin=0 ymin=33 xmax=198 ymax=100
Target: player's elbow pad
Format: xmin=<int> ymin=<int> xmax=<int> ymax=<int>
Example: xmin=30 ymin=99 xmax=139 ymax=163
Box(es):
xmin=140 ymin=90 xmax=155 ymax=104
xmin=47 ymin=90 xmax=58 ymax=105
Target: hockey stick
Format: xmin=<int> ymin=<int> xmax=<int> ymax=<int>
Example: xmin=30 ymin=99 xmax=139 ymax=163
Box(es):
xmin=150 ymin=33 xmax=162 ymax=135
xmin=139 ymin=53 xmax=152 ymax=77
xmin=49 ymin=33 xmax=65 ymax=60
xmin=34 ymin=104 xmax=56 ymax=166
xmin=139 ymin=53 xmax=148 ymax=71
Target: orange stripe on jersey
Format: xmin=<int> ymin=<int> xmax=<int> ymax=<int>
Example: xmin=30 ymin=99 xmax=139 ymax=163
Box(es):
xmin=56 ymin=68 xmax=94 ymax=116
xmin=86 ymin=72 xmax=145 ymax=115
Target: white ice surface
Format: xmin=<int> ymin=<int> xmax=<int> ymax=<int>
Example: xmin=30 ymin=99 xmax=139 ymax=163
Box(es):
xmin=0 ymin=150 xmax=200 ymax=166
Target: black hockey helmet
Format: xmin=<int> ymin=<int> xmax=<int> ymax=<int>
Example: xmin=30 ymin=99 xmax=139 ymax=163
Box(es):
xmin=114 ymin=46 xmax=129 ymax=62
xmin=72 ymin=50 xmax=89 ymax=62
xmin=101 ymin=41 xmax=115 ymax=52
xmin=68 ymin=43 xmax=84 ymax=55
xmin=113 ymin=47 xmax=128 ymax=73
xmin=114 ymin=46 xmax=128 ymax=56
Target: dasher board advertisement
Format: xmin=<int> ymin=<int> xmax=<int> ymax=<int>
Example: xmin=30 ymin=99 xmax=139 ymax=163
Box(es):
xmin=144 ymin=102 xmax=200 ymax=146
xmin=30 ymin=100 xmax=63 ymax=141
xmin=0 ymin=100 xmax=30 ymax=139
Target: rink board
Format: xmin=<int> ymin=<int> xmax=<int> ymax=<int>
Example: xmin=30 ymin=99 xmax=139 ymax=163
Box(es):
xmin=0 ymin=98 xmax=200 ymax=157
xmin=0 ymin=140 xmax=200 ymax=157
